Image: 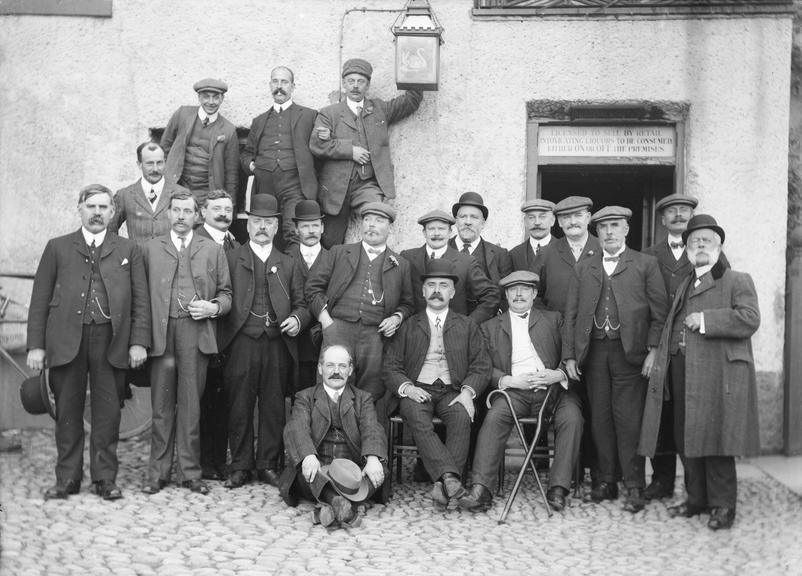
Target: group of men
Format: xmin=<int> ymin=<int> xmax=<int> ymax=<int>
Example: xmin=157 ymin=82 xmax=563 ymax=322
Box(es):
xmin=25 ymin=56 xmax=760 ymax=532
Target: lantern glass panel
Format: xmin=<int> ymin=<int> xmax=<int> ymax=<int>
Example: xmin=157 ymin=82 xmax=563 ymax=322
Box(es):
xmin=395 ymin=35 xmax=439 ymax=90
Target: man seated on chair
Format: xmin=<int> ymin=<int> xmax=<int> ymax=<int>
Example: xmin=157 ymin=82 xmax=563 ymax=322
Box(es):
xmin=279 ymin=345 xmax=387 ymax=528
xmin=383 ymin=259 xmax=491 ymax=510
xmin=459 ymin=271 xmax=583 ymax=513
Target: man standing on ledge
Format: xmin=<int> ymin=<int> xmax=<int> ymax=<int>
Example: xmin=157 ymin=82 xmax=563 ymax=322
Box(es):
xmin=310 ymin=58 xmax=422 ymax=247
xmin=640 ymin=215 xmax=760 ymax=531
xmin=241 ymin=66 xmax=318 ymax=250
xmin=162 ymin=78 xmax=239 ymax=208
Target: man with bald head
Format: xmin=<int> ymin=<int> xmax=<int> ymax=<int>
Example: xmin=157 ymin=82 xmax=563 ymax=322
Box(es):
xmin=242 ymin=66 xmax=318 ymax=249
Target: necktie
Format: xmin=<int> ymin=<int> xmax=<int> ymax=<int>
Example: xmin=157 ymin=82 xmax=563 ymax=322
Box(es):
xmin=435 ymin=316 xmax=441 ymax=330
xmin=430 ymin=251 xmax=436 ymax=260
xmin=694 ymin=275 xmax=702 ymax=288
xmin=603 ymin=256 xmax=619 ymax=263
xmin=202 ymin=117 xmax=210 ymax=127
xmin=333 ymin=390 xmax=340 ymax=402
xmin=223 ymin=235 xmax=233 ymax=251
xmin=670 ymin=241 xmax=684 ymax=249
xmin=148 ymin=189 xmax=157 ymax=204
xmin=519 ymin=313 xmax=528 ymax=319
xmin=356 ymin=105 xmax=363 ymax=117
xmin=535 ymin=244 xmax=541 ymax=255
xmin=461 ymin=244 xmax=470 ymax=255
xmin=179 ymin=236 xmax=186 ymax=253
xmin=275 ymin=106 xmax=282 ymax=115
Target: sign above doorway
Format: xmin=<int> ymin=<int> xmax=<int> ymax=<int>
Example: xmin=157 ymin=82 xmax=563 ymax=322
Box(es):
xmin=538 ymin=125 xmax=676 ymax=159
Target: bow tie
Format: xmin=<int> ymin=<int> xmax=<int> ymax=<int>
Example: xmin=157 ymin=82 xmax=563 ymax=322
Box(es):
xmin=518 ymin=313 xmax=529 ymax=319
xmin=603 ymin=256 xmax=620 ymax=263
xmin=670 ymin=241 xmax=684 ymax=249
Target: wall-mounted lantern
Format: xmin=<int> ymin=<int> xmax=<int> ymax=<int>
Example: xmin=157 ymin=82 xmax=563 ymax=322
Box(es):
xmin=392 ymin=0 xmax=444 ymax=91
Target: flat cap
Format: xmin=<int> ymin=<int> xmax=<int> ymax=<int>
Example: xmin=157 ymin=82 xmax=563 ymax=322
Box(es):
xmin=342 ymin=58 xmax=373 ymax=80
xmin=554 ymin=196 xmax=593 ymax=216
xmin=360 ymin=202 xmax=396 ymax=222
xmin=417 ymin=210 xmax=455 ymax=226
xmin=421 ymin=258 xmax=459 ymax=284
xmin=656 ymin=193 xmax=699 ymax=212
xmin=451 ymin=192 xmax=488 ymax=219
xmin=292 ymin=200 xmax=324 ymax=222
xmin=193 ymin=78 xmax=228 ymax=94
xmin=591 ymin=205 xmax=632 ymax=224
xmin=500 ymin=270 xmax=540 ymax=290
xmin=682 ymin=214 xmax=725 ymax=244
xmin=521 ymin=199 xmax=556 ymax=213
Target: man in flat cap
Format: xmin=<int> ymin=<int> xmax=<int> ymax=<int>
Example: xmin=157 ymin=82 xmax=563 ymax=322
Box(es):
xmin=280 ymin=345 xmax=387 ymax=528
xmin=27 ymin=184 xmax=150 ymax=500
xmin=401 ymin=210 xmax=499 ymax=325
xmin=510 ymin=199 xmax=557 ymax=275
xmin=217 ymin=194 xmax=310 ymax=489
xmin=450 ymin=192 xmax=514 ymax=309
xmin=537 ymin=196 xmax=600 ymax=314
xmin=286 ymin=199 xmax=331 ymax=393
xmin=306 ymin=202 xmax=414 ymax=407
xmin=460 ymin=271 xmax=583 ymax=512
xmin=110 ymin=142 xmax=190 ymax=246
xmin=161 ymin=78 xmax=239 ymax=209
xmin=241 ymin=66 xmax=318 ymax=251
xmin=384 ymin=259 xmax=491 ymax=510
xmin=563 ymin=206 xmax=667 ymax=513
xmin=310 ymin=58 xmax=423 ymax=248
xmin=640 ymin=215 xmax=760 ymax=531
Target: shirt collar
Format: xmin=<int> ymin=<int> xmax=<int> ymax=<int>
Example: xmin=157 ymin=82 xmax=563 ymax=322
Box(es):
xmin=603 ymin=245 xmax=626 ymax=259
xmin=274 ymin=99 xmax=293 ymax=114
xmin=322 ymin=383 xmax=344 ymax=401
xmin=459 ymin=237 xmax=480 ymax=254
xmin=362 ymin=241 xmax=386 ymax=256
xmin=425 ymin=307 xmax=448 ymax=326
xmin=198 ymin=108 xmax=219 ymax=125
xmin=299 ymin=242 xmax=321 ymax=258
xmin=203 ymin=223 xmax=227 ymax=245
xmin=529 ymin=235 xmax=551 ymax=251
xmin=81 ymin=227 xmax=107 ymax=246
xmin=140 ymin=177 xmax=165 ymax=196
xmin=249 ymin=240 xmax=272 ymax=262
xmin=347 ymin=98 xmax=365 ymax=116
xmin=667 ymin=233 xmax=684 ymax=246
xmin=170 ymin=229 xmax=193 ymax=250
xmin=567 ymin=234 xmax=589 ymax=250
xmin=427 ymin=245 xmax=448 ymax=259
xmin=695 ymin=263 xmax=714 ymax=278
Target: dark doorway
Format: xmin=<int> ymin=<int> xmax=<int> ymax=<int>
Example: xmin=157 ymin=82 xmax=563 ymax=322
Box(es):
xmin=540 ymin=164 xmax=675 ymax=250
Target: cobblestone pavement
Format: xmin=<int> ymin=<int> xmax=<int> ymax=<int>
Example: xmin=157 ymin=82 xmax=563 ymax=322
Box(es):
xmin=1 ymin=429 xmax=801 ymax=576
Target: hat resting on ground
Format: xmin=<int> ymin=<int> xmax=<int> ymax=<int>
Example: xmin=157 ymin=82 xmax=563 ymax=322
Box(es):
xmin=319 ymin=459 xmax=371 ymax=502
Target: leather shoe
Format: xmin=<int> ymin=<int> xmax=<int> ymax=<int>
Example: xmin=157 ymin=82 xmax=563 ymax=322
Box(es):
xmin=181 ymin=479 xmax=210 ymax=495
xmin=667 ymin=501 xmax=707 ymax=518
xmin=44 ymin=479 xmax=80 ymax=500
xmin=644 ymin=479 xmax=674 ymax=500
xmin=331 ymin=495 xmax=357 ymax=525
xmin=585 ymin=481 xmax=619 ymax=503
xmin=313 ymin=504 xmax=336 ymax=527
xmin=224 ymin=470 xmax=251 ymax=489
xmin=201 ymin=467 xmax=224 ymax=481
xmin=441 ymin=472 xmax=466 ymax=500
xmin=93 ymin=480 xmax=122 ymax=501
xmin=431 ymin=481 xmax=448 ymax=510
xmin=546 ymin=486 xmax=569 ymax=511
xmin=458 ymin=483 xmax=493 ymax=512
xmin=142 ymin=479 xmax=168 ymax=495
xmin=622 ymin=488 xmax=646 ymax=513
xmin=256 ymin=468 xmax=280 ymax=487
xmin=708 ymin=507 xmax=735 ymax=530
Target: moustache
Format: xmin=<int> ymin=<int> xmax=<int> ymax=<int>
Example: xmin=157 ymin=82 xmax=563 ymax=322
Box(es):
xmin=428 ymin=293 xmax=444 ymax=302
xmin=214 ymin=215 xmax=231 ymax=223
xmin=89 ymin=215 xmax=104 ymax=224
xmin=671 ymin=217 xmax=687 ymax=224
xmin=329 ymin=374 xmax=344 ymax=380
xmin=272 ymin=88 xmax=286 ymax=96
xmin=513 ymin=297 xmax=527 ymax=302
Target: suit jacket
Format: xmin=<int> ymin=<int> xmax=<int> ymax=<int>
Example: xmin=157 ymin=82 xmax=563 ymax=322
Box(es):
xmin=142 ymin=234 xmax=232 ymax=356
xmin=481 ymin=307 xmax=563 ymax=388
xmin=287 ymin=244 xmax=330 ymax=362
xmin=562 ymin=247 xmax=668 ymax=368
xmin=509 ymin=235 xmax=556 ymax=275
xmin=305 ymin=243 xmax=415 ymax=323
xmin=161 ymin=105 xmax=239 ymax=200
xmin=309 ymin=91 xmax=423 ymax=214
xmin=449 ymin=237 xmax=513 ymax=287
xmin=400 ymin=245 xmax=500 ymax=325
xmin=241 ymin=103 xmax=318 ymax=200
xmin=27 ymin=230 xmax=151 ymax=369
xmin=383 ymin=310 xmax=491 ymax=398
xmin=110 ymin=180 xmax=189 ymax=245
xmin=640 ymin=261 xmax=760 ymax=458
xmin=643 ymin=238 xmax=694 ymax=304
xmin=538 ymin=235 xmax=601 ymax=313
xmin=217 ymin=243 xmax=311 ymax=360
xmin=279 ymin=383 xmax=387 ymax=504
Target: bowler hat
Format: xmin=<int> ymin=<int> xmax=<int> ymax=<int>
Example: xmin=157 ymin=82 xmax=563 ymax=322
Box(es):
xmin=554 ymin=196 xmax=593 ymax=216
xmin=292 ymin=200 xmax=324 ymax=222
xmin=193 ymin=78 xmax=228 ymax=94
xmin=320 ymin=459 xmax=372 ymax=502
xmin=521 ymin=199 xmax=556 ymax=213
xmin=656 ymin=193 xmax=698 ymax=212
xmin=417 ymin=210 xmax=455 ymax=227
xmin=500 ymin=270 xmax=540 ymax=290
xmin=342 ymin=58 xmax=373 ymax=80
xmin=19 ymin=369 xmax=56 ymax=419
xmin=682 ymin=214 xmax=725 ymax=244
xmin=247 ymin=195 xmax=281 ymax=218
xmin=591 ymin=206 xmax=632 ymax=224
xmin=420 ymin=258 xmax=459 ymax=284
xmin=451 ymin=192 xmax=488 ymax=220
xmin=360 ymin=202 xmax=396 ymax=223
